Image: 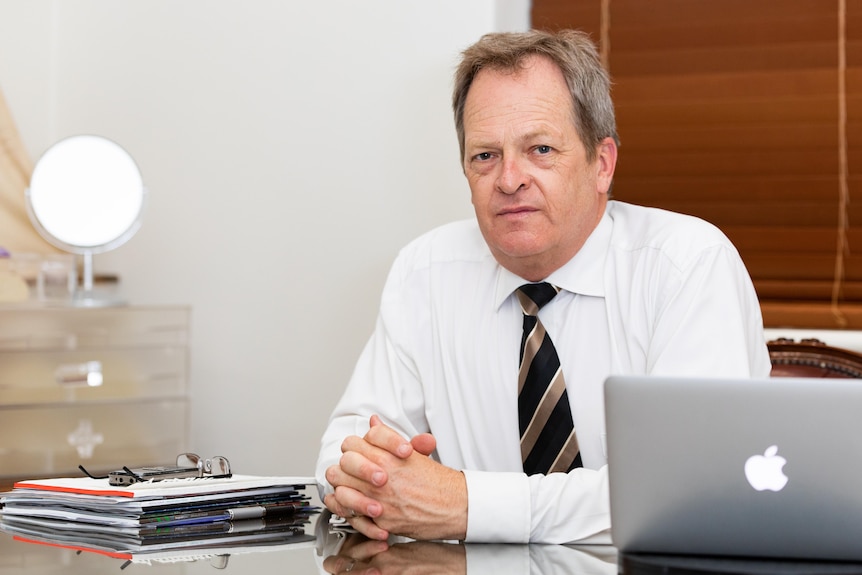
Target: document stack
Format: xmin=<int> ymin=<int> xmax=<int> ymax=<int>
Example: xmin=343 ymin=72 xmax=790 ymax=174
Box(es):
xmin=0 ymin=473 xmax=320 ymax=562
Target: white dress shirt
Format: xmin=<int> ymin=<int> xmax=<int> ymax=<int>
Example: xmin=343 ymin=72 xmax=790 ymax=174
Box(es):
xmin=316 ymin=200 xmax=772 ymax=544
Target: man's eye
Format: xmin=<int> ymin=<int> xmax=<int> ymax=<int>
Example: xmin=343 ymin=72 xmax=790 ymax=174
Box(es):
xmin=535 ymin=145 xmax=552 ymax=154
xmin=473 ymin=152 xmax=493 ymax=161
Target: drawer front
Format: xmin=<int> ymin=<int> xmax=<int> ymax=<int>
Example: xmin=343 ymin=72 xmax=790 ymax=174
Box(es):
xmin=0 ymin=346 xmax=187 ymax=405
xmin=0 ymin=306 xmax=190 ymax=350
xmin=0 ymin=399 xmax=188 ymax=479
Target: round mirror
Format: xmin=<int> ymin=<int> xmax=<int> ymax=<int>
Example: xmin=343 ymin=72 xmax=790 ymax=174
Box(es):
xmin=26 ymin=134 xmax=146 ymax=304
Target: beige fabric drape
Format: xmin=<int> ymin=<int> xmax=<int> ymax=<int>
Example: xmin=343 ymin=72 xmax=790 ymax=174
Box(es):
xmin=0 ymin=87 xmax=58 ymax=254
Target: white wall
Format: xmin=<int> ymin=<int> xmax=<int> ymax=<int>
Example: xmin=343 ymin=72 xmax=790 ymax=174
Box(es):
xmin=0 ymin=1 xmax=530 ymax=476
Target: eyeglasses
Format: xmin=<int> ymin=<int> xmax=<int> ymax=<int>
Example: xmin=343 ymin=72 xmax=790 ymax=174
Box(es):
xmin=79 ymin=453 xmax=232 ymax=483
xmin=177 ymin=453 xmax=232 ymax=479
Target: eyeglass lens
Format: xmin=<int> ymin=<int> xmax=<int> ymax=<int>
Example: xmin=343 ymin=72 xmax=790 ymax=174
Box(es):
xmin=208 ymin=456 xmax=231 ymax=476
xmin=176 ymin=453 xmax=231 ymax=477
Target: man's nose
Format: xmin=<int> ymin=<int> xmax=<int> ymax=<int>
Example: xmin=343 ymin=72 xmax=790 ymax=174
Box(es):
xmin=496 ymin=156 xmax=530 ymax=194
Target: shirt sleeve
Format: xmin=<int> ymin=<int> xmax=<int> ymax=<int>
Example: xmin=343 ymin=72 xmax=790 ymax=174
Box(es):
xmin=315 ymin=252 xmax=430 ymax=498
xmin=647 ymin=242 xmax=772 ymax=378
xmin=463 ymin=467 xmax=611 ymax=544
xmin=315 ymin=324 xmax=429 ymax=495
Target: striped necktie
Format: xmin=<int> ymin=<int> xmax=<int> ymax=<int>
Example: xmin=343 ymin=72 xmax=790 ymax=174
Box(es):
xmin=516 ymin=282 xmax=582 ymax=475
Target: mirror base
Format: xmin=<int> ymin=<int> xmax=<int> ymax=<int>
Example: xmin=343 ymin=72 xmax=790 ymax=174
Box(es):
xmin=71 ymin=289 xmax=127 ymax=308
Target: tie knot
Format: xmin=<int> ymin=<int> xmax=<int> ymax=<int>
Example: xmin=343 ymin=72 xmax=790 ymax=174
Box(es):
xmin=516 ymin=282 xmax=560 ymax=316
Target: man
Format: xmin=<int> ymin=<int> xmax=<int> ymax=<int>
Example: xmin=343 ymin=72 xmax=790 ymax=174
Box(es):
xmin=316 ymin=29 xmax=771 ymax=544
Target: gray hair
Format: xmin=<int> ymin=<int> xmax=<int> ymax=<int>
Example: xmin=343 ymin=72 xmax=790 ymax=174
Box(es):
xmin=452 ymin=29 xmax=619 ymax=164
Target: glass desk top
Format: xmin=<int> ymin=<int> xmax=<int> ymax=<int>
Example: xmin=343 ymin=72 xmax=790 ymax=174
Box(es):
xmin=0 ymin=519 xmax=320 ymax=574
xmin=0 ymin=522 xmax=620 ymax=574
xmin=5 ymin=512 xmax=862 ymax=575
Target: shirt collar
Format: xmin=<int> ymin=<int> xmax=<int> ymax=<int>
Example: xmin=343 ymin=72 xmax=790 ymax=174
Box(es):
xmin=493 ymin=207 xmax=612 ymax=309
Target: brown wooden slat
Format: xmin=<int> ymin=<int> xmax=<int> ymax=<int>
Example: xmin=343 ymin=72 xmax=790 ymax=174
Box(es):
xmin=845 ymin=120 xmax=862 ymax=148
xmin=761 ymin=302 xmax=862 ymax=329
xmin=848 ymin=91 xmax=862 ymax=110
xmin=613 ymin=175 xmax=842 ymax=202
xmin=723 ymin=227 xmax=842 ymax=253
xmin=847 ymin=42 xmax=862 ymax=66
xmin=756 ymin=281 xmax=862 ymax=301
xmin=842 ymin=67 xmax=862 ymax=92
xmin=614 ymin=70 xmax=838 ymax=102
xmin=644 ymin=202 xmax=841 ymax=227
xmin=616 ymin=149 xmax=839 ymax=178
xmin=616 ymin=97 xmax=838 ymax=127
xmin=844 ymin=147 xmax=862 ymax=175
xmin=610 ymin=43 xmax=836 ymax=77
xmin=720 ymin=228 xmax=862 ymax=255
xmin=753 ymin=280 xmax=862 ymax=301
xmin=619 ymin=123 xmax=838 ymax=152
xmin=610 ymin=16 xmax=835 ymax=52
xmin=607 ymin=0 xmax=836 ymax=28
xmin=745 ymin=254 xmax=862 ymax=282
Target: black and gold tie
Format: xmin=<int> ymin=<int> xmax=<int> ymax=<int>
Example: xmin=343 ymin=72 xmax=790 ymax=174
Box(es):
xmin=516 ymin=283 xmax=582 ymax=475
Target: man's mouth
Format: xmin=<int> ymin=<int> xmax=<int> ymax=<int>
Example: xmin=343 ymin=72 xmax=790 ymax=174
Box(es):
xmin=499 ymin=206 xmax=537 ymax=216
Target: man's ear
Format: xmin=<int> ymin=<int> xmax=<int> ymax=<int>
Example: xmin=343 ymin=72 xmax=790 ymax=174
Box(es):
xmin=595 ymin=137 xmax=618 ymax=195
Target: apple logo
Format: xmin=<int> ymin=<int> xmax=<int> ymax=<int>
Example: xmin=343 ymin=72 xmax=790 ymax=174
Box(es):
xmin=744 ymin=445 xmax=789 ymax=491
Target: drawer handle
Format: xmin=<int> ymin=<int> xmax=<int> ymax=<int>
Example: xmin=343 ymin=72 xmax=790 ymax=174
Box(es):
xmin=54 ymin=361 xmax=103 ymax=387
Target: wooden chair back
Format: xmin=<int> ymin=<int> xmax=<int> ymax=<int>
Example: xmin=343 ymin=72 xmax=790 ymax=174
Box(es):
xmin=768 ymin=338 xmax=862 ymax=378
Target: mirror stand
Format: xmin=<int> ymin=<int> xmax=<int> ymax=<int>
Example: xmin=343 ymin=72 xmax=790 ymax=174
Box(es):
xmin=26 ymin=135 xmax=146 ymax=308
xmin=73 ymin=251 xmax=124 ymax=307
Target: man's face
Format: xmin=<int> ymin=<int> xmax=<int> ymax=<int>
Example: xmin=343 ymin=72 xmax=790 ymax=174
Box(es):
xmin=462 ymin=55 xmax=617 ymax=281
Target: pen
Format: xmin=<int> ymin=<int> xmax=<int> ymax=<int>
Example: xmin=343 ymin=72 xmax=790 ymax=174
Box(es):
xmin=143 ymin=501 xmax=306 ymax=527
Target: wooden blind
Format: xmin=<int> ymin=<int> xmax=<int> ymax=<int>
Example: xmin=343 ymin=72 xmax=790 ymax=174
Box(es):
xmin=532 ymin=0 xmax=862 ymax=329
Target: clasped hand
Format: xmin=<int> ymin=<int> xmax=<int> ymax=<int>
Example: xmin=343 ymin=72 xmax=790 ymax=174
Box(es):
xmin=322 ymin=533 xmax=466 ymax=575
xmin=323 ymin=415 xmax=467 ymax=541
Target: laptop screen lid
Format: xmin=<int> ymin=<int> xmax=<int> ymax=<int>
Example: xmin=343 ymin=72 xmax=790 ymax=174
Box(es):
xmin=604 ymin=375 xmax=862 ymax=561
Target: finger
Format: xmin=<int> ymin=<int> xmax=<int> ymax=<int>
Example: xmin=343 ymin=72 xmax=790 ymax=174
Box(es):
xmin=326 ymin=454 xmax=383 ymax=491
xmin=411 ymin=433 xmax=437 ymax=456
xmin=320 ymin=554 xmax=343 ymax=574
xmin=349 ymin=515 xmax=390 ymax=541
xmin=346 ymin=538 xmax=390 ymax=561
xmin=340 ymin=434 xmax=365 ymax=454
xmin=323 ymin=491 xmax=361 ymax=520
xmin=323 ymin=493 xmax=351 ymax=519
xmin=338 ymin=450 xmax=388 ymax=487
xmin=325 ymin=463 xmax=347 ymax=488
xmin=324 ymin=491 xmax=376 ymax=522
xmin=322 ymin=555 xmax=364 ymax=574
xmin=325 ymin=462 xmax=359 ymax=491
xmin=363 ymin=418 xmax=412 ymax=459
xmin=334 ymin=485 xmax=383 ymax=518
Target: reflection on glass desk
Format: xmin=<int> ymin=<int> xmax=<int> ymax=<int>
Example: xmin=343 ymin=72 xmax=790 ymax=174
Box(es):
xmin=0 ymin=522 xmax=319 ymax=574
xmin=6 ymin=513 xmax=862 ymax=575
xmin=0 ymin=514 xmax=618 ymax=574
xmin=621 ymin=553 xmax=862 ymax=575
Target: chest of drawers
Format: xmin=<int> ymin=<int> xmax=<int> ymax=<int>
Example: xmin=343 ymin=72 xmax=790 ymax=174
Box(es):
xmin=0 ymin=305 xmax=190 ymax=482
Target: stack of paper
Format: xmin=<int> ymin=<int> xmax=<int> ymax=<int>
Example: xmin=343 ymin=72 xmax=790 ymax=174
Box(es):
xmin=0 ymin=474 xmax=319 ymax=558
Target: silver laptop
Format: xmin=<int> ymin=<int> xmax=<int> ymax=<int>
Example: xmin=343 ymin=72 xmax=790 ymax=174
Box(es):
xmin=605 ymin=375 xmax=862 ymax=561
